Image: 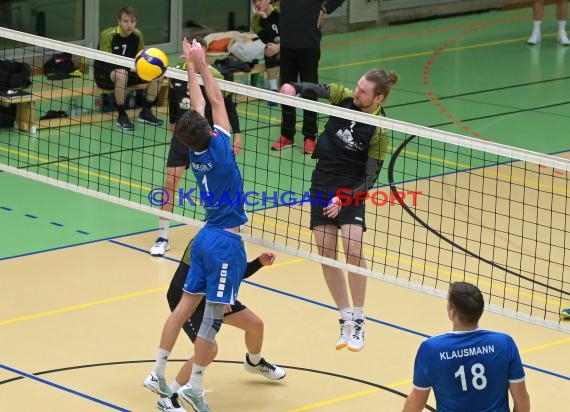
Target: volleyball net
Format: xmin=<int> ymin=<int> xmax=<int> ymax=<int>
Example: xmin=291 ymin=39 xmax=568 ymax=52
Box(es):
xmin=1 ymin=27 xmax=569 ymax=332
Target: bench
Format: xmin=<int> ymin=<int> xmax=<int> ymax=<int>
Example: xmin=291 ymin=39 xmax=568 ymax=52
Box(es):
xmin=205 ymin=51 xmax=267 ymax=85
xmin=230 ymin=64 xmax=270 ymax=103
xmin=1 ymin=78 xmax=169 ymax=132
xmin=234 ymin=63 xmax=266 ymax=85
xmin=94 ymin=80 xmax=169 ymax=111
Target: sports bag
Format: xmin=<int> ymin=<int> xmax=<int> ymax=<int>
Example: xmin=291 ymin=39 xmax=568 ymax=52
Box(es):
xmin=0 ymin=60 xmax=32 ymax=91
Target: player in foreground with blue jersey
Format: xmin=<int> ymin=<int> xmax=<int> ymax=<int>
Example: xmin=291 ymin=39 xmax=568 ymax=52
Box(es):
xmin=144 ymin=38 xmax=248 ymax=412
xmin=402 ymin=281 xmax=530 ymax=412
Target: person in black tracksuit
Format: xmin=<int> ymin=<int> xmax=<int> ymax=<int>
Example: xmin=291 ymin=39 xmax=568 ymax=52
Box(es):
xmin=271 ymin=0 xmax=346 ymax=154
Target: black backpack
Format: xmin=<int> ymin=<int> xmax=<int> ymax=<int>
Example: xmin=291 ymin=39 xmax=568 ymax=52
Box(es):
xmin=43 ymin=53 xmax=76 ymax=80
xmin=0 ymin=60 xmax=32 ymax=91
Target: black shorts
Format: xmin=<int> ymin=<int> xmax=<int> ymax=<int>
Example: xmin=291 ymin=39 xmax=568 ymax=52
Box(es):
xmin=94 ymin=64 xmax=147 ymax=90
xmin=182 ymin=299 xmax=247 ymax=343
xmin=166 ymin=135 xmax=190 ymax=169
xmin=309 ymin=188 xmax=366 ymax=231
xmin=265 ymin=53 xmax=279 ymax=69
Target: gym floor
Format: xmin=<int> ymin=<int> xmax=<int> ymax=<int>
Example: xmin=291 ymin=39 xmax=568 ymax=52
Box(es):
xmin=1 ymin=5 xmax=569 ymax=411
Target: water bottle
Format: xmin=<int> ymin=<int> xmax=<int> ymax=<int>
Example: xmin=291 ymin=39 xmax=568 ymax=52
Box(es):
xmin=127 ymin=92 xmax=135 ymax=109
xmin=69 ymin=97 xmax=81 ymax=117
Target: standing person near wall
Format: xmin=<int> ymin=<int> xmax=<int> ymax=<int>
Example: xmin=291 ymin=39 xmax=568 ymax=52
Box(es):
xmin=527 ymin=0 xmax=569 ymax=45
xmin=271 ymin=0 xmax=346 ymax=154
xmin=251 ymin=0 xmax=281 ymax=99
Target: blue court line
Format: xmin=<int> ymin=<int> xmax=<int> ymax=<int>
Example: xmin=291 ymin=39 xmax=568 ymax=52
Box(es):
xmin=523 ymin=364 xmax=570 ymax=381
xmin=108 ymin=239 xmax=181 ymax=262
xmin=0 ymin=363 xmax=131 ymax=411
xmin=3 ymin=225 xmax=569 ymax=381
xmin=244 ymin=280 xmax=431 ymax=339
xmin=0 ymin=222 xmax=186 ymax=261
xmin=108 ymin=239 xmax=569 ymax=381
xmin=0 ymin=206 xmax=94 ymax=241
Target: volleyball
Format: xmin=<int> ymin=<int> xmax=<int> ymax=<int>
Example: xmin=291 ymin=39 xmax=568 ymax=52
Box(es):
xmin=135 ymin=47 xmax=168 ymax=81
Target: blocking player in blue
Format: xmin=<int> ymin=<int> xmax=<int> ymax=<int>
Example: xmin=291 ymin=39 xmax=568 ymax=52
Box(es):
xmin=144 ymin=38 xmax=247 ymax=412
xmin=402 ymin=282 xmax=530 ymax=412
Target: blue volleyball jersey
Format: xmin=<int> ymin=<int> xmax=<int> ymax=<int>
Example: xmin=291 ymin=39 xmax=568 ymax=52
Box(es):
xmin=189 ymin=126 xmax=247 ymax=228
xmin=413 ymin=329 xmax=525 ymax=412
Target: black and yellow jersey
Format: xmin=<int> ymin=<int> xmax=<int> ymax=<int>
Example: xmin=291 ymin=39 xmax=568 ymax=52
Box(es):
xmin=310 ymin=83 xmax=388 ymax=192
xmin=251 ymin=4 xmax=280 ymax=44
xmin=98 ymin=26 xmax=144 ymax=58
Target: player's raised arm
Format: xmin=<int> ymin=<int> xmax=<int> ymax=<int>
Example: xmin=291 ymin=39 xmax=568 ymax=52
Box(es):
xmin=182 ymin=38 xmax=205 ymax=117
xmin=186 ymin=39 xmax=230 ymax=132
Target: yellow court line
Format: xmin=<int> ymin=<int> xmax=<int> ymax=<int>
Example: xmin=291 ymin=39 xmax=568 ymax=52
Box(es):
xmin=520 ymin=337 xmax=570 ymax=355
xmin=387 ymin=378 xmax=413 ymax=388
xmin=286 ymin=388 xmax=380 ymax=412
xmin=0 ymin=286 xmax=167 ymax=327
xmin=0 ymin=145 xmax=152 ymax=192
xmin=443 ymin=35 xmax=551 ymax=53
xmin=0 ymin=257 xmax=306 ymax=328
xmin=320 ymin=50 xmax=434 ymax=72
xmin=319 ymin=35 xmax=536 ymax=72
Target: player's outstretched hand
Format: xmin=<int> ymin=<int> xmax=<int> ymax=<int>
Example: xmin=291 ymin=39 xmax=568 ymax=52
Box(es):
xmin=182 ymin=37 xmax=192 ymax=61
xmin=259 ymin=252 xmax=276 ymax=266
xmin=182 ymin=38 xmax=206 ymax=66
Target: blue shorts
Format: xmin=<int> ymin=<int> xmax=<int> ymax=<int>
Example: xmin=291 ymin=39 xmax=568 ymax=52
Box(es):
xmin=183 ymin=226 xmax=247 ymax=304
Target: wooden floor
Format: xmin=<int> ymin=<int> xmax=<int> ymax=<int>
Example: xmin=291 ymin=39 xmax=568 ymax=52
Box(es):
xmin=1 ymin=5 xmax=570 ymax=411
xmin=1 ymin=224 xmax=569 ymax=411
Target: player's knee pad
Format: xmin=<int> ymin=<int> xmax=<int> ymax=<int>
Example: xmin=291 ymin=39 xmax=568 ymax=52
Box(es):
xmin=197 ymin=302 xmax=225 ymax=342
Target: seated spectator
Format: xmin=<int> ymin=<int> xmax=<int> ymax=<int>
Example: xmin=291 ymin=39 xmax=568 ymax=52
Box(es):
xmin=93 ymin=6 xmax=163 ymax=130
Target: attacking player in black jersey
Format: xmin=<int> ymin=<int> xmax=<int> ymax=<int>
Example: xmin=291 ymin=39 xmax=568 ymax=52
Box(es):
xmin=280 ymin=69 xmax=399 ymax=352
